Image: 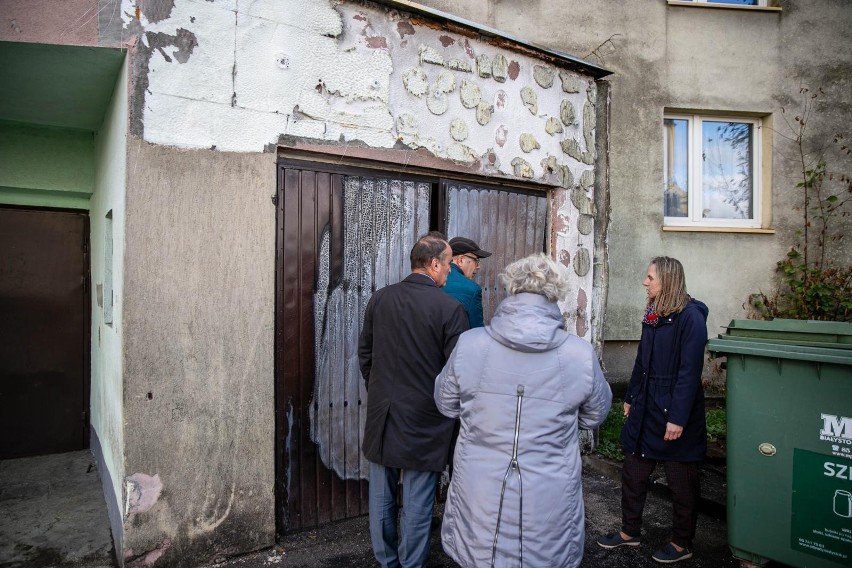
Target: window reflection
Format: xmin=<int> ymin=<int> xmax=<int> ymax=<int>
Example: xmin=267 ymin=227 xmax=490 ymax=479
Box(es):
xmin=663 ymin=113 xmax=761 ymax=227
xmin=701 ymin=121 xmax=753 ymax=219
xmin=664 ymin=118 xmax=689 ymax=217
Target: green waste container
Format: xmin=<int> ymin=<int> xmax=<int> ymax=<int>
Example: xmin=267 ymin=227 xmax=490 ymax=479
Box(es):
xmin=708 ymin=319 xmax=852 ymax=567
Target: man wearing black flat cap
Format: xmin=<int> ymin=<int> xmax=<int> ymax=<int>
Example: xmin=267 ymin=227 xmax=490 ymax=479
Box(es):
xmin=444 ymin=237 xmax=491 ymax=328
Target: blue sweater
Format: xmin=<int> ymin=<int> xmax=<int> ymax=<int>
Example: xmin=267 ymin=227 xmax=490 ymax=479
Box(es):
xmin=442 ymin=264 xmax=484 ymax=328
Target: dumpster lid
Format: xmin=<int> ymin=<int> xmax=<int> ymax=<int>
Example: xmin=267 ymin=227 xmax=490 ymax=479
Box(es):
xmin=707 ymin=337 xmax=852 ymax=365
xmin=720 ymin=319 xmax=852 ymax=349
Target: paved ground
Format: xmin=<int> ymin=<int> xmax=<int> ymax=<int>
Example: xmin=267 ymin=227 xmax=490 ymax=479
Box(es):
xmin=1 ymin=450 xmax=791 ymax=568
xmin=207 ymin=462 xmax=738 ymax=568
xmin=0 ymin=451 xmax=115 ymax=568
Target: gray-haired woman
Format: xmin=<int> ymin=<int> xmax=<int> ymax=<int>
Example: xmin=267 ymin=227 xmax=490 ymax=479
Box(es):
xmin=434 ymin=253 xmax=612 ymax=568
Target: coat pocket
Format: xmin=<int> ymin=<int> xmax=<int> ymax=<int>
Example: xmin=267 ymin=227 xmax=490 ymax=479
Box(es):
xmin=649 ymin=377 xmax=674 ymax=416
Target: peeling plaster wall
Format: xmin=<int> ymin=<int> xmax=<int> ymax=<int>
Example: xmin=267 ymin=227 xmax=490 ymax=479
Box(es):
xmin=122 ymin=139 xmax=275 ymax=566
xmin=122 ymin=0 xmax=601 ymax=337
xmin=122 ymin=0 xmax=596 ymax=177
xmin=89 ymin=53 xmax=128 ymax=553
xmin=417 ymin=0 xmax=852 ymax=379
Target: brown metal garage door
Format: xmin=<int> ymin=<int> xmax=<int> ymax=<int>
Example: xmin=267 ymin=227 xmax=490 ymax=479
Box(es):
xmin=275 ymin=160 xmax=547 ymax=535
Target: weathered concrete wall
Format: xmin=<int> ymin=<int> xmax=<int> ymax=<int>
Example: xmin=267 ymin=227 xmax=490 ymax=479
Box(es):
xmin=89 ymin=52 xmax=128 ymax=553
xmin=122 ymin=139 xmax=275 ymax=566
xmin=0 ymin=0 xmax=100 ymax=45
xmin=0 ymin=0 xmax=128 ymax=47
xmin=417 ymin=0 xmax=852 ymax=378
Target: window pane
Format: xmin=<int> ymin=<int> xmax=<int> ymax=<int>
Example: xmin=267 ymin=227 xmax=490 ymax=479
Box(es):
xmin=663 ymin=118 xmax=689 ymax=217
xmin=701 ymin=121 xmax=753 ymax=219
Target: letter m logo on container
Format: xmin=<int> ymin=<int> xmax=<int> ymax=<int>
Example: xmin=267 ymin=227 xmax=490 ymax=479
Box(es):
xmin=821 ymin=414 xmax=852 ymax=441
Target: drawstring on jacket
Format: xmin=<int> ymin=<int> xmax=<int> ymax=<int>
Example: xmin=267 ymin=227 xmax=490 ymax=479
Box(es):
xmin=491 ymin=384 xmax=525 ymax=568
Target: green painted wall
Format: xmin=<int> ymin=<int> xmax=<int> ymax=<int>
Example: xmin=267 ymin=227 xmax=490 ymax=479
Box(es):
xmin=89 ymin=54 xmax=127 ymax=553
xmin=0 ymin=120 xmax=94 ymax=209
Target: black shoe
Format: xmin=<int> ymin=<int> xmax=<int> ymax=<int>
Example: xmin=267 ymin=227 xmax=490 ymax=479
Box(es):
xmin=652 ymin=543 xmax=693 ymax=563
xmin=597 ymin=531 xmax=641 ymax=549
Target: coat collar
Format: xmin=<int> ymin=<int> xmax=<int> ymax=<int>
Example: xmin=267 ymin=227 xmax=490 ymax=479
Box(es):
xmin=448 ymin=263 xmax=471 ymax=281
xmin=404 ymin=272 xmax=437 ymax=287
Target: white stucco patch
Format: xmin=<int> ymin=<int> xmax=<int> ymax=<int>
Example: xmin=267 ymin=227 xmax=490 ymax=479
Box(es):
xmin=127 ymin=0 xmax=395 ymax=152
xmin=143 ymin=93 xmax=289 ymax=152
xmin=126 ymin=0 xmax=595 ymax=183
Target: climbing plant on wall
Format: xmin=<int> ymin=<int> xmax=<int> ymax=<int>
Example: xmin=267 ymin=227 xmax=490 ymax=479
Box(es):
xmin=749 ymin=88 xmax=852 ymax=322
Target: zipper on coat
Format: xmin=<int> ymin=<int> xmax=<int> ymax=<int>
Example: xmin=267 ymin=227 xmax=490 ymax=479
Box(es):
xmin=492 ymin=384 xmax=525 ymax=568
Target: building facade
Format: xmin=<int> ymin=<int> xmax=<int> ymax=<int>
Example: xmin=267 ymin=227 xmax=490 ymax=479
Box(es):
xmin=2 ymin=1 xmax=850 ymax=565
xmin=417 ymin=0 xmax=852 ymax=383
xmin=1 ymin=0 xmax=616 ymax=565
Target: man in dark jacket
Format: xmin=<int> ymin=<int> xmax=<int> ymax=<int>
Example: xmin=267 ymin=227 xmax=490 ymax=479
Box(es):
xmin=359 ymin=234 xmax=469 ymax=568
xmin=442 ymin=237 xmax=491 ymax=328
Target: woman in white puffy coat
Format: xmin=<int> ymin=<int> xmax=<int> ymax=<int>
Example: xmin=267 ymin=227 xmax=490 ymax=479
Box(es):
xmin=434 ymin=253 xmax=612 ymax=568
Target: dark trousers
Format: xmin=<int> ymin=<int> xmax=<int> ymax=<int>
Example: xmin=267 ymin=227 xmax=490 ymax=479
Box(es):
xmin=621 ymin=453 xmax=701 ymax=549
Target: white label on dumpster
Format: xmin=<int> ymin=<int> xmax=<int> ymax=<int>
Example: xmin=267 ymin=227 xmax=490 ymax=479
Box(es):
xmin=820 ymin=414 xmax=852 ymax=461
xmin=791 ymin=449 xmax=852 ymax=563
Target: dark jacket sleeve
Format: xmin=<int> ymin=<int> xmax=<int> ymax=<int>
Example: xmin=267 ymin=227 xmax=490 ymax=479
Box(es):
xmin=443 ymin=303 xmax=469 ymax=361
xmin=469 ymin=287 xmax=484 ymax=328
xmin=667 ymin=308 xmax=708 ymax=427
xmin=358 ymin=296 xmax=376 ymax=390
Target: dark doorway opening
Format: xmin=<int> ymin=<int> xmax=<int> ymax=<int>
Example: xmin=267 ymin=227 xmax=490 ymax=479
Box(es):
xmin=0 ymin=206 xmax=91 ymax=459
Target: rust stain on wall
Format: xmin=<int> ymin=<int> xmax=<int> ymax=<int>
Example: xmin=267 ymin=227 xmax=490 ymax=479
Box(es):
xmin=125 ymin=538 xmax=172 ymax=568
xmin=508 ymin=60 xmax=520 ymax=80
xmin=397 ymin=21 xmax=415 ymax=37
xmin=439 ymin=34 xmax=455 ymax=47
xmin=365 ymin=36 xmax=388 ymax=48
xmin=576 ymin=288 xmax=589 ymax=337
xmin=463 ymin=38 xmax=475 ymax=59
xmin=494 ymin=90 xmax=507 ymax=110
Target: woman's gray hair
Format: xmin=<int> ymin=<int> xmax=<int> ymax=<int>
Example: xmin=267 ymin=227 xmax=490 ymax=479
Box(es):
xmin=500 ymin=253 xmax=571 ymax=302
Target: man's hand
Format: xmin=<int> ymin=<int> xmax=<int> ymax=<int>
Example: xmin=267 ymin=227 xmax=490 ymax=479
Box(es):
xmin=623 ymin=402 xmax=631 ymax=417
xmin=664 ymin=422 xmax=683 ymax=441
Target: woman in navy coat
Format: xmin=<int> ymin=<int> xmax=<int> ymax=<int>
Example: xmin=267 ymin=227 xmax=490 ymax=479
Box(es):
xmin=597 ymin=256 xmax=708 ymax=564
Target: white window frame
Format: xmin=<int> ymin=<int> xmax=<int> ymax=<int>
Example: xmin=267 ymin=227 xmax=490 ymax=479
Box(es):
xmin=687 ymin=0 xmax=768 ymax=5
xmin=663 ymin=113 xmax=763 ymax=229
xmin=667 ymin=0 xmax=781 ymax=10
